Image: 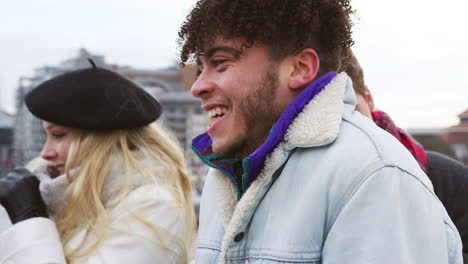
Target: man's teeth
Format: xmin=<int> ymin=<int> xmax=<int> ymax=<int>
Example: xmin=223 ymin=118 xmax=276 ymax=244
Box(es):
xmin=208 ymin=107 xmax=228 ymax=120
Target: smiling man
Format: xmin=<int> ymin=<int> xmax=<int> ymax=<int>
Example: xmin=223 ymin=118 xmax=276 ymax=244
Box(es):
xmin=193 ymin=38 xmax=287 ymax=159
xmin=178 ymin=0 xmax=463 ymax=263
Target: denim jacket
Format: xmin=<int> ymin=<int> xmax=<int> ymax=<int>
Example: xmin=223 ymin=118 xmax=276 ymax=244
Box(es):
xmin=194 ymin=73 xmax=463 ymax=264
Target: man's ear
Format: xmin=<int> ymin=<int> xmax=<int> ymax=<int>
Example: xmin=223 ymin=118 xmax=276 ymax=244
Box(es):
xmin=288 ymin=48 xmax=320 ymax=89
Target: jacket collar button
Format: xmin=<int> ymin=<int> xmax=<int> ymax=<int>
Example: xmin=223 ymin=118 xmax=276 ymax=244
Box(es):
xmin=234 ymin=232 xmax=244 ymax=242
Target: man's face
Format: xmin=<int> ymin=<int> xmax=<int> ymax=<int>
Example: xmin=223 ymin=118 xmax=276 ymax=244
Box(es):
xmin=192 ymin=37 xmax=290 ymax=158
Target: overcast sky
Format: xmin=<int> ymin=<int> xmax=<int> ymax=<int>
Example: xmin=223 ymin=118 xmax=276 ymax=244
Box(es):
xmin=1 ymin=0 xmax=467 ymax=129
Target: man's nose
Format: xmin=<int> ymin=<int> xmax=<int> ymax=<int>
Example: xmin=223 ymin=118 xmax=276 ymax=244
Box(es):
xmin=191 ymin=72 xmax=216 ymax=99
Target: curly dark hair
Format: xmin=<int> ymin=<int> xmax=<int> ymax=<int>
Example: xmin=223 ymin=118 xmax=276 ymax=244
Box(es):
xmin=178 ymin=0 xmax=355 ymax=73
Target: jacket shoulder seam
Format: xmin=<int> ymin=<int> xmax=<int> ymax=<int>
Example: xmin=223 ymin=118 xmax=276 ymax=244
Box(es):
xmin=328 ymin=165 xmax=437 ymax=234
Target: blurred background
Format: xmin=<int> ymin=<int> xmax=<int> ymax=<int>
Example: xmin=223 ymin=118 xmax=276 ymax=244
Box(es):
xmin=1 ymin=0 xmax=467 ymax=186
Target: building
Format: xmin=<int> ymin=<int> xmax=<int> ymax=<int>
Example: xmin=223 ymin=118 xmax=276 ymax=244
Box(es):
xmin=13 ymin=49 xmax=209 ymax=183
xmin=114 ymin=64 xmax=200 ymax=150
xmin=410 ymin=109 xmax=468 ymax=164
xmin=116 ymin=65 xmax=210 ymax=193
xmin=440 ymin=110 xmax=468 ymax=164
xmin=0 ymin=109 xmax=14 ymax=177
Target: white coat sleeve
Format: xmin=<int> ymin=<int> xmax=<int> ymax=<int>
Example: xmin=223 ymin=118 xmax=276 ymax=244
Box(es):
xmin=0 ymin=185 xmax=190 ymax=264
xmin=72 ymin=185 xmax=190 ymax=264
xmin=322 ymin=166 xmax=463 ymax=264
xmin=0 ymin=217 xmax=67 ymax=264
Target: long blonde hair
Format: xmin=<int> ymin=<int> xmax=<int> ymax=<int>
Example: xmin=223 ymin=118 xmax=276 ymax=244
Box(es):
xmin=56 ymin=123 xmax=196 ymax=262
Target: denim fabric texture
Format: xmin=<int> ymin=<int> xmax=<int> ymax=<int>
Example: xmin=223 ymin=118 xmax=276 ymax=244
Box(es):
xmin=195 ymin=73 xmax=463 ymax=264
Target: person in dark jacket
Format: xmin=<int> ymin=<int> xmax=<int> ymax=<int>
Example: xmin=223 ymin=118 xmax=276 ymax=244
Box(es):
xmin=346 ymin=51 xmax=468 ymax=262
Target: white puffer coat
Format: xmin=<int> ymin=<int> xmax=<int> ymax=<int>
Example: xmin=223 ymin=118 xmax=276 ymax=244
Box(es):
xmin=0 ymin=159 xmax=191 ymax=264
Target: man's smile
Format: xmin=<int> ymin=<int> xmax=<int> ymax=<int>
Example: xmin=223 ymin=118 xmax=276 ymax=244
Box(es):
xmin=207 ymin=106 xmax=228 ymax=121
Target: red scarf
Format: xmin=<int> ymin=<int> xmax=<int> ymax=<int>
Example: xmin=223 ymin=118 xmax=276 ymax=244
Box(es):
xmin=371 ymin=111 xmax=427 ymax=172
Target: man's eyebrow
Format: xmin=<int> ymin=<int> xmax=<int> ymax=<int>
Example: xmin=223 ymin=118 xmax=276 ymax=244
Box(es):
xmin=204 ymin=46 xmax=241 ymax=59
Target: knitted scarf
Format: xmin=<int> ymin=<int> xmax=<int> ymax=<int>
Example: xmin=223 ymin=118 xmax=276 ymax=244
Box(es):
xmin=371 ymin=110 xmax=427 ymax=172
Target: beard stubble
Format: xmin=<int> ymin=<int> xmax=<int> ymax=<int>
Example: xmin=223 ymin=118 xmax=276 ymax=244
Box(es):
xmin=220 ymin=63 xmax=283 ymax=158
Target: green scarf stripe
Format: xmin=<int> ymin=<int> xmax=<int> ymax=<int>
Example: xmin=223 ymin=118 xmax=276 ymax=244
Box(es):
xmin=190 ymin=145 xmax=242 ymax=199
xmin=241 ymin=158 xmax=251 ymax=193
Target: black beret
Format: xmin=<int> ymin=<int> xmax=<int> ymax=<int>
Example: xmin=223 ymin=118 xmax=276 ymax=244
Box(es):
xmin=25 ymin=62 xmax=162 ymax=129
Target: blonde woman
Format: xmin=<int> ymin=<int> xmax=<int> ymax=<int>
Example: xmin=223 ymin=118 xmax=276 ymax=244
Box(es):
xmin=0 ymin=61 xmax=196 ymax=263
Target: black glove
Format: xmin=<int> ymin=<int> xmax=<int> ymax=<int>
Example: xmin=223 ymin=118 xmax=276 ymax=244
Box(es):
xmin=0 ymin=168 xmax=48 ymax=224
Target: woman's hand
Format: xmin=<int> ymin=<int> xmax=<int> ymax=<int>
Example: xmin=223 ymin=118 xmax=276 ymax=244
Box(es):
xmin=0 ymin=168 xmax=48 ymax=224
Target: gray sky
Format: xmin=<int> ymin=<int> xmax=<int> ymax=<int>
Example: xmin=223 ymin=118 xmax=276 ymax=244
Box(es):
xmin=1 ymin=0 xmax=467 ymax=129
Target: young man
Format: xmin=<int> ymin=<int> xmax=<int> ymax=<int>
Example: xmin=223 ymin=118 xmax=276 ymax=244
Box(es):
xmin=178 ymin=0 xmax=463 ymax=263
xmin=346 ymin=52 xmax=468 ymax=263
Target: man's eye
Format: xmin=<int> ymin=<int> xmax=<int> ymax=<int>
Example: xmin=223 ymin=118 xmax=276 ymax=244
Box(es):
xmin=212 ymin=59 xmax=227 ymax=67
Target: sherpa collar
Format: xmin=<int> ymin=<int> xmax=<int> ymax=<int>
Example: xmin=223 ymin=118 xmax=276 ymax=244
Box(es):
xmin=191 ymin=72 xmax=338 ymax=199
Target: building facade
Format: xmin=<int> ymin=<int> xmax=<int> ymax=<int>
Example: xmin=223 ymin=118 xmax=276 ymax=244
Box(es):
xmin=410 ymin=109 xmax=468 ymax=164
